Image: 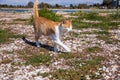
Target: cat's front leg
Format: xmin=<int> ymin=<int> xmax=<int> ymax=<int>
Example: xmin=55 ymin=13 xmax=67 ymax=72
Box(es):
xmin=51 ymin=34 xmax=71 ymax=52
xmin=54 ymin=40 xmax=71 ymax=52
xmin=57 ymin=41 xmax=71 ymax=52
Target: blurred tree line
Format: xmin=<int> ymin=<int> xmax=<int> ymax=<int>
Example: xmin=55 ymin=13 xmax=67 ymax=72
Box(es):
xmin=0 ymin=0 xmax=115 ymax=9
xmin=101 ymin=0 xmax=113 ymax=8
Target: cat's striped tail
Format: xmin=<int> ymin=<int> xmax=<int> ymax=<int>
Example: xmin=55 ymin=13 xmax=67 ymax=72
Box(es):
xmin=33 ymin=0 xmax=39 ymax=19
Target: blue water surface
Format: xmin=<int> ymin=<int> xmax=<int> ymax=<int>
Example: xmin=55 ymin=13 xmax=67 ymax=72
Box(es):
xmin=0 ymin=9 xmax=30 ymax=12
xmin=0 ymin=8 xmax=91 ymax=13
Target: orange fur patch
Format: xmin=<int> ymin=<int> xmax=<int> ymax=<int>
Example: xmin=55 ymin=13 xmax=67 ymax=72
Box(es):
xmin=34 ymin=17 xmax=59 ymax=35
xmin=62 ymin=20 xmax=72 ymax=28
xmin=33 ymin=0 xmax=72 ymax=35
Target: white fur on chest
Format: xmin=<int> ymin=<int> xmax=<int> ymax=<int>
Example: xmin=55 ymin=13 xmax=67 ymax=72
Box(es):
xmin=50 ymin=26 xmax=71 ymax=52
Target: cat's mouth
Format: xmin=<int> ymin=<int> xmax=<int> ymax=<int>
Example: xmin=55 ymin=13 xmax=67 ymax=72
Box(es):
xmin=66 ymin=25 xmax=72 ymax=32
xmin=62 ymin=27 xmax=72 ymax=33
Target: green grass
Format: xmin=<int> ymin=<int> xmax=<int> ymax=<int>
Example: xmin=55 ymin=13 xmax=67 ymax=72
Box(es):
xmin=13 ymin=18 xmax=29 ymax=21
xmin=48 ymin=56 xmax=105 ymax=80
xmin=0 ymin=29 xmax=23 ymax=43
xmin=72 ymin=19 xmax=120 ymax=30
xmin=72 ymin=11 xmax=120 ymax=30
xmin=71 ymin=11 xmax=105 ymax=21
xmin=83 ymin=46 xmax=103 ymax=53
xmin=38 ymin=8 xmax=63 ymax=22
xmin=0 ymin=18 xmax=29 ymax=25
xmin=96 ymin=35 xmax=120 ymax=44
xmin=84 ymin=57 xmax=105 ymax=65
xmin=40 ymin=51 xmax=105 ymax=79
xmin=96 ymin=30 xmax=110 ymax=35
xmin=3 ymin=10 xmax=118 ymax=79
xmin=71 ymin=31 xmax=80 ymax=37
xmin=71 ymin=30 xmax=110 ymax=39
xmin=94 ymin=30 xmax=120 ymax=44
xmin=16 ymin=47 xmax=51 ymax=66
xmin=110 ymin=12 xmax=120 ymax=20
xmin=15 ymin=45 xmax=106 ymax=79
xmin=58 ymin=53 xmax=82 ymax=59
xmin=25 ymin=54 xmax=52 ymax=66
xmin=50 ymin=69 xmax=86 ymax=80
xmin=37 ymin=72 xmax=49 ymax=78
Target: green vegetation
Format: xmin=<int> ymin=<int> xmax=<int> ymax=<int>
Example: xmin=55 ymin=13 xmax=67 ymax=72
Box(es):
xmin=58 ymin=52 xmax=82 ymax=59
xmin=1 ymin=9 xmax=119 ymax=79
xmin=13 ymin=18 xmax=29 ymax=21
xmin=110 ymin=12 xmax=120 ymax=20
xmin=72 ymin=11 xmax=120 ymax=30
xmin=16 ymin=45 xmax=106 ymax=79
xmin=25 ymin=54 xmax=52 ymax=66
xmin=17 ymin=47 xmax=51 ymax=66
xmin=38 ymin=8 xmax=62 ymax=21
xmin=30 ymin=8 xmax=63 ymax=24
xmin=83 ymin=46 xmax=103 ymax=53
xmin=13 ymin=18 xmax=30 ymax=24
xmin=72 ymin=11 xmax=105 ymax=21
xmin=96 ymin=30 xmax=110 ymax=35
xmin=96 ymin=34 xmax=120 ymax=44
xmin=0 ymin=18 xmax=30 ymax=25
xmin=71 ymin=31 xmax=80 ymax=37
xmin=0 ymin=29 xmax=23 ymax=43
xmin=47 ymin=56 xmax=104 ymax=80
xmin=37 ymin=72 xmax=49 ymax=78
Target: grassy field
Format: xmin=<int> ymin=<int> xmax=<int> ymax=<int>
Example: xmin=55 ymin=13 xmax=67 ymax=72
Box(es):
xmin=0 ymin=9 xmax=120 ymax=80
xmin=72 ymin=11 xmax=120 ymax=30
xmin=0 ymin=29 xmax=23 ymax=44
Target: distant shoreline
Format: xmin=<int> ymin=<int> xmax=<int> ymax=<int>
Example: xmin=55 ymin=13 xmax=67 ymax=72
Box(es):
xmin=0 ymin=8 xmax=118 ymax=10
xmin=0 ymin=8 xmax=119 ymax=13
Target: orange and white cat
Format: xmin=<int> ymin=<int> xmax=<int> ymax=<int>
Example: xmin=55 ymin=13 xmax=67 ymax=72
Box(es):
xmin=33 ymin=0 xmax=72 ymax=52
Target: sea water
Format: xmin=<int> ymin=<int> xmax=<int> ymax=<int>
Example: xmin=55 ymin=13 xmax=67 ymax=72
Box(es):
xmin=0 ymin=8 xmax=91 ymax=13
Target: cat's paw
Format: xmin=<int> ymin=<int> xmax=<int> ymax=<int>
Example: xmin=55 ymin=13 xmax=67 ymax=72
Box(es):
xmin=36 ymin=42 xmax=40 ymax=47
xmin=66 ymin=49 xmax=71 ymax=53
xmin=37 ymin=45 xmax=40 ymax=47
xmin=53 ymin=48 xmax=58 ymax=52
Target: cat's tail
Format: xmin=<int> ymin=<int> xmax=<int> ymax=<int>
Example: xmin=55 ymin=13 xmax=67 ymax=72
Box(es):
xmin=33 ymin=0 xmax=39 ymax=19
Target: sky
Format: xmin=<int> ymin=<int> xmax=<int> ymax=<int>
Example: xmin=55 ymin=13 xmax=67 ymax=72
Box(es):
xmin=0 ymin=0 xmax=103 ymax=5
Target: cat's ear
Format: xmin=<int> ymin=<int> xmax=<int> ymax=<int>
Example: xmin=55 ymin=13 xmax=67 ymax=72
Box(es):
xmin=62 ymin=20 xmax=66 ymax=24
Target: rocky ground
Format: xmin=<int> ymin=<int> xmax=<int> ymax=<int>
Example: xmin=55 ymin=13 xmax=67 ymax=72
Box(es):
xmin=0 ymin=12 xmax=120 ymax=80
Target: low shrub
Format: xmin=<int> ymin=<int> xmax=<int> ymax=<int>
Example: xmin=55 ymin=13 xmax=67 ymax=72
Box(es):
xmin=30 ymin=8 xmax=63 ymax=24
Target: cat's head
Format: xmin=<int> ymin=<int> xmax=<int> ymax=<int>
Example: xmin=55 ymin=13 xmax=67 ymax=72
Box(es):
xmin=60 ymin=19 xmax=72 ymax=32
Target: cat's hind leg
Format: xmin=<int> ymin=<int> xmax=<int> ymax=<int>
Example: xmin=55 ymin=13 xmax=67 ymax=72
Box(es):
xmin=35 ymin=33 xmax=40 ymax=47
xmin=51 ymin=34 xmax=71 ymax=52
xmin=53 ymin=43 xmax=58 ymax=52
